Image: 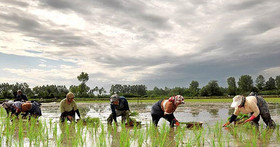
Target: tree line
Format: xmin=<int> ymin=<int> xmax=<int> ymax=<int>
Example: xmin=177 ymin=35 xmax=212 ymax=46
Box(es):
xmin=0 ymin=73 xmax=279 ymax=99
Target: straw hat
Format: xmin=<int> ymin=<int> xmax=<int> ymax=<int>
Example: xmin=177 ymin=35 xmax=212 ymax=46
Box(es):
xmin=231 ymin=95 xmax=243 ymax=108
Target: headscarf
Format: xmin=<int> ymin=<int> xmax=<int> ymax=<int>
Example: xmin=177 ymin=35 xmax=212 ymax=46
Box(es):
xmin=168 ymin=95 xmax=185 ymax=104
xmin=2 ymin=101 xmax=14 ymax=109
xmin=110 ymin=94 xmax=120 ymax=103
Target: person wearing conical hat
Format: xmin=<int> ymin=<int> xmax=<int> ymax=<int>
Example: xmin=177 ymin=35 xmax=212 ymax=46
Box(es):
xmin=151 ymin=95 xmax=184 ymax=127
xmin=223 ymin=93 xmax=276 ymax=128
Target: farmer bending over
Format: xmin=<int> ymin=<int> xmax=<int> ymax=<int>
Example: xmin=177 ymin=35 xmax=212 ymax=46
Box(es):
xmin=60 ymin=92 xmax=81 ymax=122
xmin=223 ymin=93 xmax=276 ymax=129
xmin=2 ymin=100 xmax=15 ymax=116
xmin=151 ymin=95 xmax=184 ymax=127
xmin=107 ymin=94 xmax=130 ymax=125
xmin=14 ymin=89 xmax=28 ymax=102
xmin=11 ymin=101 xmax=42 ymax=118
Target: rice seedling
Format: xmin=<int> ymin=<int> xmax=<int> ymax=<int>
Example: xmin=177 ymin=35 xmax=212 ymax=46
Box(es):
xmin=1 ymin=103 xmax=280 ymax=147
xmin=137 ymin=129 xmax=145 ymax=147
xmin=98 ymin=123 xmax=107 ymax=147
xmin=120 ymin=122 xmax=131 ymax=147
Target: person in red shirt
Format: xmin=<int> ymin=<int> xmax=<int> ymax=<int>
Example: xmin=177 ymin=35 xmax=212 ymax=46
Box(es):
xmin=151 ymin=95 xmax=184 ymax=127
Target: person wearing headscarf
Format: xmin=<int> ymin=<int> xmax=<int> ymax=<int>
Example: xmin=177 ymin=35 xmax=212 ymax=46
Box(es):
xmin=60 ymin=92 xmax=81 ymax=122
xmin=10 ymin=101 xmax=42 ymax=118
xmin=25 ymin=101 xmax=42 ymax=118
xmin=107 ymin=94 xmax=130 ymax=125
xmin=223 ymin=93 xmax=276 ymax=129
xmin=2 ymin=100 xmax=15 ymax=116
xmin=151 ymin=95 xmax=184 ymax=127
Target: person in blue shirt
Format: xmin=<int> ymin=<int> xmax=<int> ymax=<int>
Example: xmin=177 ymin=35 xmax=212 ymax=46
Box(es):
xmin=107 ymin=94 xmax=130 ymax=125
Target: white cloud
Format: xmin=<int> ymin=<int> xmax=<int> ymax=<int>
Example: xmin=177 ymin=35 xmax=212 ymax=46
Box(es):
xmin=259 ymin=67 xmax=280 ymax=79
xmin=38 ymin=64 xmax=46 ymax=67
xmin=0 ymin=0 xmax=280 ymax=89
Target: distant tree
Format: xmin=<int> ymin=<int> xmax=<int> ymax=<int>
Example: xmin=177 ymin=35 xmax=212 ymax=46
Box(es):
xmin=200 ymin=86 xmax=208 ymax=96
xmin=33 ymin=85 xmax=68 ymax=98
xmin=0 ymin=83 xmax=13 ymax=98
xmin=77 ymin=72 xmax=89 ymax=83
xmin=98 ymin=87 xmax=106 ymax=96
xmin=207 ymin=80 xmax=223 ymax=96
xmin=136 ymin=85 xmax=147 ymax=96
xmin=275 ymin=75 xmax=280 ymax=90
xmin=76 ymin=72 xmax=90 ymax=97
xmin=199 ymin=80 xmax=222 ymax=96
xmin=227 ymin=77 xmax=236 ymax=96
xmin=238 ymin=75 xmax=253 ymax=93
xmin=69 ymin=85 xmax=79 ymax=95
xmin=255 ymin=75 xmax=265 ymax=91
xmin=170 ymin=87 xmax=186 ymax=96
xmin=78 ymin=83 xmax=90 ymax=97
xmin=189 ymin=81 xmax=199 ymax=96
xmin=92 ymin=86 xmax=99 ymax=93
xmin=110 ymin=84 xmax=122 ymax=94
xmin=265 ymin=77 xmax=276 ymax=90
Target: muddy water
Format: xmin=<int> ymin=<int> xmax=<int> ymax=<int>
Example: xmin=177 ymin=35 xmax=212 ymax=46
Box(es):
xmin=41 ymin=101 xmax=280 ymax=146
xmin=41 ymin=101 xmax=280 ymax=126
xmin=2 ymin=101 xmax=280 ymax=146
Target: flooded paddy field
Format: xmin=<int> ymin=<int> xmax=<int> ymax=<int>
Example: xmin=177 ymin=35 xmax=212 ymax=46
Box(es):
xmin=1 ymin=100 xmax=280 ymax=146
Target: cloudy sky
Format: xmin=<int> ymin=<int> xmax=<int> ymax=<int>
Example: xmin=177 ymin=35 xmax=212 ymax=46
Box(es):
xmin=0 ymin=0 xmax=280 ymax=91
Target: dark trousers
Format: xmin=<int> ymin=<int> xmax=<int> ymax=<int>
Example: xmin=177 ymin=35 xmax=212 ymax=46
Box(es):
xmin=29 ymin=103 xmax=42 ymax=117
xmin=251 ymin=96 xmax=276 ymax=129
xmin=151 ymin=113 xmax=175 ymax=127
xmin=107 ymin=110 xmax=130 ymax=124
xmin=60 ymin=110 xmax=75 ymax=122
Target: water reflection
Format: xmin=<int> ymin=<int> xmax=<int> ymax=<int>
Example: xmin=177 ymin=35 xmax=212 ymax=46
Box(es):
xmin=207 ymin=109 xmax=219 ymax=117
xmin=190 ymin=110 xmax=200 ymax=117
xmin=40 ymin=102 xmax=280 ymax=127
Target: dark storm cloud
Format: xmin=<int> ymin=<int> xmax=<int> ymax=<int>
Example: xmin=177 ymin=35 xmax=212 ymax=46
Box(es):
xmin=0 ymin=10 xmax=97 ymax=48
xmin=138 ymin=50 xmax=280 ymax=89
xmin=0 ymin=0 xmax=29 ymax=7
xmin=40 ymin=0 xmax=171 ymax=30
xmin=227 ymin=0 xmax=265 ymax=11
xmin=1 ymin=0 xmax=280 ymax=89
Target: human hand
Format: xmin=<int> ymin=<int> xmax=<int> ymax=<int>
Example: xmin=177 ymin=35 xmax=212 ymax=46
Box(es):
xmin=244 ymin=119 xmax=250 ymax=124
xmin=67 ymin=116 xmax=73 ymax=121
xmin=243 ymin=115 xmax=256 ymax=124
xmin=175 ymin=121 xmax=180 ymax=126
xmin=223 ymin=122 xmax=230 ymax=127
xmin=173 ymin=118 xmax=180 ymax=126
